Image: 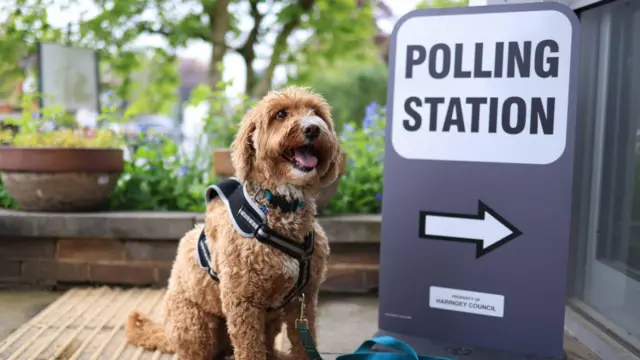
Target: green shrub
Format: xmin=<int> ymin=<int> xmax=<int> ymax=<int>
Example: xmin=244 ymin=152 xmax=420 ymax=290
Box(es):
xmin=108 ymin=133 xmax=213 ymax=212
xmin=0 ymin=177 xmax=17 ymax=209
xmin=0 ymin=91 xmax=388 ymax=215
xmin=324 ymin=102 xmax=385 ymax=215
xmin=0 ymin=93 xmax=124 ymax=149
xmin=291 ymin=59 xmax=388 ymax=131
xmin=186 ymin=82 xmax=257 ymax=150
xmin=109 ymin=79 xmax=253 ymax=212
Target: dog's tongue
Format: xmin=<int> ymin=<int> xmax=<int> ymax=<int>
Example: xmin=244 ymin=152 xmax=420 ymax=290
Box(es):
xmin=294 ymin=148 xmax=318 ymax=168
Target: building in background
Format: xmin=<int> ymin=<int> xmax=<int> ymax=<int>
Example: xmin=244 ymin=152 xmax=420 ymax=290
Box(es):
xmin=475 ymin=0 xmax=640 ymax=359
xmin=178 ymin=58 xmax=208 ymax=103
xmin=370 ymin=0 xmax=395 ymax=63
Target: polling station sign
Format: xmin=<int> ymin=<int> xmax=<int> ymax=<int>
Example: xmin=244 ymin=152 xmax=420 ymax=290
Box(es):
xmin=378 ymin=3 xmax=579 ymax=360
xmin=391 ymin=8 xmax=572 ymax=165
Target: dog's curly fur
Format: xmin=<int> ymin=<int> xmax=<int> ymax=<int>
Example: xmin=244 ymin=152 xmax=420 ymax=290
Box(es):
xmin=125 ymin=86 xmax=342 ymax=360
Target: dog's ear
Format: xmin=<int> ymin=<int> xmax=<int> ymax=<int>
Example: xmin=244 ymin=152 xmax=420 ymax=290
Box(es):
xmin=318 ymin=146 xmax=343 ymax=188
xmin=230 ymin=114 xmax=257 ymax=182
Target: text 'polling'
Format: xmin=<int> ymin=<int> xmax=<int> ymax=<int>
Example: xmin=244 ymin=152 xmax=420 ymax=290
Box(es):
xmin=402 ymin=41 xmax=559 ymax=136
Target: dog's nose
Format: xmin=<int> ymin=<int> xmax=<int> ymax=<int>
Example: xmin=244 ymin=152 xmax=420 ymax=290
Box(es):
xmin=303 ymin=124 xmax=320 ymax=140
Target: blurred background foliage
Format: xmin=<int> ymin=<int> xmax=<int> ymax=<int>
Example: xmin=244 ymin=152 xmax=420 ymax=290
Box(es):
xmin=0 ymin=0 xmax=467 ymax=214
xmin=290 ymin=59 xmax=387 ymax=131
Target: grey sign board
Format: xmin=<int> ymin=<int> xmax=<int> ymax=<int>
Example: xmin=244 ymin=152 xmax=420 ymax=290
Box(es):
xmin=377 ymin=3 xmax=580 ymax=360
xmin=38 ymin=42 xmax=100 ymax=113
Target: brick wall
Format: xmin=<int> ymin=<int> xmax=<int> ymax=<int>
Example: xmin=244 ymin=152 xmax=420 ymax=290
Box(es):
xmin=0 ymin=236 xmax=176 ymax=288
xmin=0 ymin=237 xmax=379 ymax=293
xmin=0 ymin=212 xmax=381 ymax=292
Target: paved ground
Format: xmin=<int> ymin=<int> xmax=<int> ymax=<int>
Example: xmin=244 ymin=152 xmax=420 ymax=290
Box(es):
xmin=316 ymin=294 xmax=380 ymax=358
xmin=0 ymin=289 xmax=62 ymax=341
xmin=0 ymin=289 xmax=600 ymax=360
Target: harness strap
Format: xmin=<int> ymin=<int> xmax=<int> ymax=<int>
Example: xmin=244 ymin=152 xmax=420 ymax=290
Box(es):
xmin=198 ymin=178 xmax=315 ymax=311
xmin=255 ymin=225 xmax=314 ymax=260
xmin=196 ymin=229 xmax=218 ymax=281
xmin=267 ymin=231 xmax=314 ymax=312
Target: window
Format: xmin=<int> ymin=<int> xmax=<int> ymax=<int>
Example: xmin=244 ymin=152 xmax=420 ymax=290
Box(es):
xmin=570 ymin=0 xmax=640 ymax=351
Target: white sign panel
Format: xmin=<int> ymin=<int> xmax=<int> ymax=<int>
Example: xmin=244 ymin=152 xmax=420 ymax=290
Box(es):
xmin=429 ymin=286 xmax=505 ymax=318
xmin=38 ymin=42 xmax=100 ymax=112
xmin=391 ymin=10 xmax=573 ymax=165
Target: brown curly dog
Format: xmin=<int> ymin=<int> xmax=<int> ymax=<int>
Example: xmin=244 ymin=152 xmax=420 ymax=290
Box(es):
xmin=125 ymin=86 xmax=342 ymax=360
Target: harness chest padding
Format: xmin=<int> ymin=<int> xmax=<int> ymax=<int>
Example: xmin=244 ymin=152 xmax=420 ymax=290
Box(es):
xmin=199 ymin=178 xmax=316 ymax=311
xmin=205 ymin=178 xmax=266 ymax=237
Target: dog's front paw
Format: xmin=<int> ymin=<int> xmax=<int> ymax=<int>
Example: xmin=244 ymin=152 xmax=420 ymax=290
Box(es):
xmin=269 ymin=350 xmax=294 ymax=360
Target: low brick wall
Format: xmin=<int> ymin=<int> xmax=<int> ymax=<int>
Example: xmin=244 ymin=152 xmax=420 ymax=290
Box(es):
xmin=0 ymin=210 xmax=380 ymax=293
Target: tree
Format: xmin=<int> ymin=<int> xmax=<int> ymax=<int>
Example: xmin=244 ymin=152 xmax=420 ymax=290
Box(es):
xmin=74 ymin=0 xmax=376 ymax=97
xmin=416 ymin=0 xmax=470 ymax=9
xmin=0 ymin=0 xmax=378 ymax=110
xmin=0 ymin=0 xmax=163 ymax=114
xmin=293 ymin=58 xmax=387 ymax=130
xmin=0 ymin=0 xmax=67 ymax=106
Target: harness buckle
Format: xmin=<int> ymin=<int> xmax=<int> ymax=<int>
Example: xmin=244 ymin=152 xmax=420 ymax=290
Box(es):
xmin=253 ymin=223 xmax=266 ymax=239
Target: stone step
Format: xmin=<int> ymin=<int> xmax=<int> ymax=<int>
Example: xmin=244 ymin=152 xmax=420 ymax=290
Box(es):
xmin=324 ymin=244 xmax=379 ymax=293
xmin=0 ymin=209 xmax=381 ymax=244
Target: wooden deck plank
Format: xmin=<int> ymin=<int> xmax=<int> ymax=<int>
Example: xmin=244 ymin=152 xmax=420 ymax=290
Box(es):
xmin=0 ymin=287 xmax=601 ymax=360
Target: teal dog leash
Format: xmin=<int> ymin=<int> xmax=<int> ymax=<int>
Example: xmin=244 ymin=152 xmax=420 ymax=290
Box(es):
xmin=296 ymin=294 xmax=323 ymax=360
xmin=294 ymin=295 xmax=455 ymax=360
xmin=297 ymin=321 xmax=323 ymax=360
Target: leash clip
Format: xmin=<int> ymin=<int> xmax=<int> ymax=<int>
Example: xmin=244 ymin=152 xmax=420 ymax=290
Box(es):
xmin=296 ymin=294 xmax=308 ymax=327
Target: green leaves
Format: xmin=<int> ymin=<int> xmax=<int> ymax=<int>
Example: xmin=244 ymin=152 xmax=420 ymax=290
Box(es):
xmin=415 ymin=0 xmax=469 ymax=10
xmin=0 ymin=94 xmax=388 ymax=215
xmin=0 ymin=0 xmax=409 ymax=215
xmin=0 ymin=177 xmax=18 ymax=210
xmin=294 ymin=59 xmax=387 ymax=132
xmin=1 ymin=0 xmax=387 ymax=103
xmin=324 ymin=103 xmax=386 ymax=215
xmin=108 ymin=132 xmax=214 ymax=212
xmin=293 ymin=0 xmax=378 ymax=71
xmin=0 ymin=0 xmax=65 ymax=101
xmin=186 ymin=81 xmax=257 ymax=150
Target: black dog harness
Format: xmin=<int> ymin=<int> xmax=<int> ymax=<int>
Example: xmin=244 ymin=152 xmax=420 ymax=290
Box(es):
xmin=196 ymin=178 xmax=315 ymax=311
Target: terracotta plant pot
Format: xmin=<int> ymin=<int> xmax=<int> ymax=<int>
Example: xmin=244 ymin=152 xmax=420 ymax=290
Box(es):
xmin=212 ymin=148 xmax=235 ymax=179
xmin=0 ymin=147 xmax=124 ymax=212
xmin=212 ymin=148 xmax=347 ymax=214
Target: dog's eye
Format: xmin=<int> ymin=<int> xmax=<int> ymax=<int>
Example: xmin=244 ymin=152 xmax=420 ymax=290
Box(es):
xmin=275 ymin=110 xmax=288 ymax=119
xmin=311 ymin=108 xmax=324 ymax=121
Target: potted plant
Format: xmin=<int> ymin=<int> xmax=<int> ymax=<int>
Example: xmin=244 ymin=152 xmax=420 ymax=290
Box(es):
xmin=0 ymin=97 xmax=124 ymax=212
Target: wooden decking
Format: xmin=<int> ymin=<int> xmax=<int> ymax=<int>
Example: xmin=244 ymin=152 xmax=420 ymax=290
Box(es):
xmin=0 ymin=287 xmax=287 ymax=360
xmin=0 ymin=287 xmax=601 ymax=360
xmin=0 ymin=287 xmax=185 ymax=360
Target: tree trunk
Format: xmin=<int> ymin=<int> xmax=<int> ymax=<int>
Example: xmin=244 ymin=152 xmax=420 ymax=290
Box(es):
xmin=241 ymin=0 xmax=262 ymax=94
xmin=207 ymin=0 xmax=230 ymax=88
xmin=250 ymin=19 xmax=298 ymax=98
xmin=250 ymin=0 xmax=315 ymax=98
xmin=244 ymin=59 xmax=256 ymax=95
